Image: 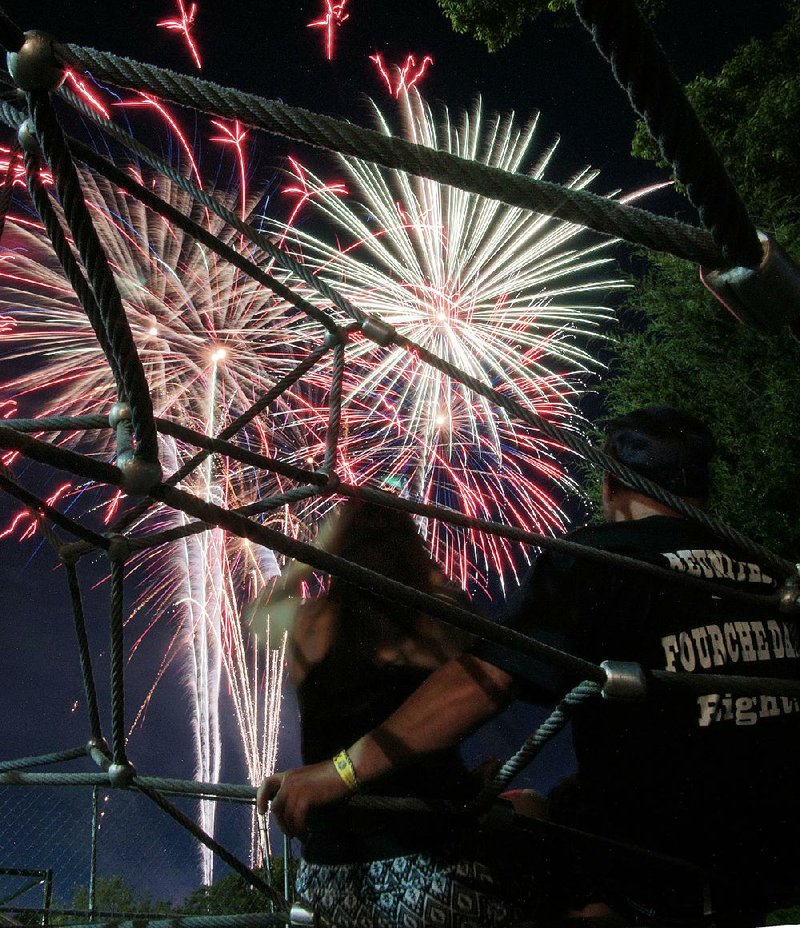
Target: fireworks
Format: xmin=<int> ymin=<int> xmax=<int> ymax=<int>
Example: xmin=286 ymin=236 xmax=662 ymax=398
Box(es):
xmin=370 ymin=53 xmax=434 ymax=98
xmin=157 ymin=0 xmax=203 ymax=69
xmin=0 ymin=169 xmax=301 ymax=879
xmin=307 ymin=0 xmax=350 ymax=60
xmin=2 ymin=86 xmax=638 ymax=885
xmin=271 ymin=91 xmax=632 ymax=590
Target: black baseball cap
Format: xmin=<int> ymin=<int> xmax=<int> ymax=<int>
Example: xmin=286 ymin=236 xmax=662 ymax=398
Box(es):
xmin=604 ymin=405 xmax=716 ymax=499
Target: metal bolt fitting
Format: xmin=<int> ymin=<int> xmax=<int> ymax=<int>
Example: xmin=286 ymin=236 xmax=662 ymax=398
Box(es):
xmin=7 ymin=31 xmax=65 ymax=93
xmin=17 ymin=118 xmax=40 ymax=154
xmin=107 ymin=762 xmax=136 ymax=789
xmin=600 ymin=660 xmax=647 ymax=701
xmin=108 ymin=402 xmax=132 ymax=429
xmin=118 ymin=455 xmax=163 ymax=496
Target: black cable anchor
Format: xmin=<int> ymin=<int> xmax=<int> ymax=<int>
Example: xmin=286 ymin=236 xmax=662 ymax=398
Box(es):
xmin=701 ymin=231 xmax=800 ymax=334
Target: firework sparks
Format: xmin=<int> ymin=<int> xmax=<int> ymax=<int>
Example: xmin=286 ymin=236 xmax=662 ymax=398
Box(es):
xmin=0 ymin=169 xmax=305 ymax=880
xmin=279 ymin=156 xmax=348 ymax=247
xmin=270 ymin=91 xmax=634 ymax=590
xmin=209 ymin=120 xmax=249 ymax=221
xmin=114 ymin=94 xmax=203 ymax=186
xmin=157 ymin=0 xmax=202 ymax=69
xmin=64 ymin=70 xmax=111 ymax=119
xmin=307 ymin=0 xmax=350 ymax=60
xmin=370 ymin=53 xmax=434 ymax=98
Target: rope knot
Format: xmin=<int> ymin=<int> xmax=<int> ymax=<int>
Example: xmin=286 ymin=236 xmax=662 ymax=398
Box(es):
xmin=7 ymin=31 xmax=65 ymax=93
xmin=105 ymin=533 xmax=130 ymax=564
xmin=59 ymin=544 xmax=80 ymax=566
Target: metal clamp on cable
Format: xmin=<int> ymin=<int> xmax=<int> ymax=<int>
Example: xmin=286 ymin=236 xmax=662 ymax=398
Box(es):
xmin=361 ymin=314 xmax=397 ymax=347
xmin=109 ymin=401 xmax=134 ymax=462
xmin=109 ymin=401 xmax=162 ymax=494
xmin=700 ymin=231 xmax=800 ymax=333
xmin=600 ymin=660 xmax=647 ymax=701
xmin=290 ymin=903 xmax=317 ymax=926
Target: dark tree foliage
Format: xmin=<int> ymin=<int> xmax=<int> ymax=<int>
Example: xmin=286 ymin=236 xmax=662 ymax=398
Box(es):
xmin=71 ymin=875 xmax=173 ymax=917
xmin=436 ymin=0 xmax=661 ymax=51
xmin=183 ymin=858 xmax=297 ymax=914
xmin=606 ymin=0 xmax=800 ymax=558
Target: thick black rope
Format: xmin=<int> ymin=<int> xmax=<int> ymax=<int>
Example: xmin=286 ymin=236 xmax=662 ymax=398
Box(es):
xmin=25 ymin=91 xmax=159 ymax=462
xmin=108 ymin=554 xmax=128 ymax=767
xmin=56 ymin=42 xmax=723 ymax=267
xmin=349 ymin=793 xmax=707 ymax=877
xmin=0 ymin=769 xmax=254 ymax=799
xmin=135 ymin=782 xmax=287 ymax=911
xmin=0 ymin=423 xmax=120 ymax=488
xmin=473 ymin=680 xmax=602 ymax=809
xmin=23 ymin=147 xmax=124 ymax=389
xmin=152 ymin=479 xmax=607 ymax=685
xmin=0 ymin=746 xmax=88 ymax=773
xmin=65 ymin=561 xmax=104 ymax=742
xmin=124 ymin=485 xmax=322 ymax=552
xmin=573 ymin=0 xmax=762 ymax=269
xmin=338 ymin=482 xmax=784 ymax=610
xmin=0 ymin=414 xmax=108 ymax=432
xmin=0 ymin=135 xmax=19 ymax=242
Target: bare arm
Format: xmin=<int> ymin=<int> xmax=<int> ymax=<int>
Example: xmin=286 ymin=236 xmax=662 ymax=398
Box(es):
xmin=258 ymin=654 xmax=513 ymax=835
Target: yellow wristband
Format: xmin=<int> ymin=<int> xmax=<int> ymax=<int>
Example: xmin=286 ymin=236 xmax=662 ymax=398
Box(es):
xmin=332 ymin=749 xmax=360 ymax=793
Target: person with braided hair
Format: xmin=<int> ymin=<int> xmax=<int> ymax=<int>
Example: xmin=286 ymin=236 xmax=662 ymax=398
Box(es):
xmin=262 ymin=499 xmax=543 ymax=928
xmin=261 ymin=408 xmax=800 ymax=927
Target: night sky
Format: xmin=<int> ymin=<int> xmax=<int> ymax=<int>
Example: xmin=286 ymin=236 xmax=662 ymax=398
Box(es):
xmin=0 ymin=0 xmax=791 ymax=907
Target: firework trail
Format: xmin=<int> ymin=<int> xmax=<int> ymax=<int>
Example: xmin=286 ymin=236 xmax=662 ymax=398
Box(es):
xmin=307 ymin=0 xmax=350 ymax=60
xmin=370 ymin=53 xmax=434 ymax=98
xmin=270 ymin=91 xmax=637 ymax=591
xmin=157 ymin=0 xmax=203 ymax=69
xmin=0 ymin=170 xmax=301 ymax=879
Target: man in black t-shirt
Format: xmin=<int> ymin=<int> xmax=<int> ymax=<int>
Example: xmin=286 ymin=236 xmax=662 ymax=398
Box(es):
xmin=261 ymin=406 xmax=800 ymax=925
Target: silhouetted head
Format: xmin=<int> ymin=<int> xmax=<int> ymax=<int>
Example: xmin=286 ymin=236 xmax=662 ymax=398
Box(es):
xmin=603 ymin=405 xmax=716 ymax=504
xmin=321 ymin=498 xmax=435 ymax=591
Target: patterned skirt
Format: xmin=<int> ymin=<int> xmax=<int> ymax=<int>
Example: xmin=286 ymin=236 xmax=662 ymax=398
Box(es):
xmin=295 ymin=852 xmax=539 ymax=928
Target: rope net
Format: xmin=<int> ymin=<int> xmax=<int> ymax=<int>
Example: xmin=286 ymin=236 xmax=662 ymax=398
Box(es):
xmin=0 ymin=3 xmax=798 ymax=925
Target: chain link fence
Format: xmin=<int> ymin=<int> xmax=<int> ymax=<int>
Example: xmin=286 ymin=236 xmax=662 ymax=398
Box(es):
xmin=0 ymin=784 xmax=295 ymax=924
